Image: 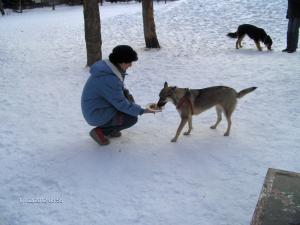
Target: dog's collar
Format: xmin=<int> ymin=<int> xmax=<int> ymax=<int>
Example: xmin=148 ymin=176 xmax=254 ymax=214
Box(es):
xmin=176 ymin=96 xmax=194 ymax=115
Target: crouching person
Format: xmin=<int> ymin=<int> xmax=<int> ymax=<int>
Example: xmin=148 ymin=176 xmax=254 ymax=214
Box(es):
xmin=81 ymin=45 xmax=154 ymax=145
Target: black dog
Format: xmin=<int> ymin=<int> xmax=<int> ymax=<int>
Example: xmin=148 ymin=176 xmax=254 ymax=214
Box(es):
xmin=227 ymin=24 xmax=272 ymax=51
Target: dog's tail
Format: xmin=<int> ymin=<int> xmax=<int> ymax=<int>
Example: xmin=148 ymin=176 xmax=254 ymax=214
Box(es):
xmin=227 ymin=32 xmax=238 ymax=38
xmin=237 ymin=87 xmax=257 ymax=98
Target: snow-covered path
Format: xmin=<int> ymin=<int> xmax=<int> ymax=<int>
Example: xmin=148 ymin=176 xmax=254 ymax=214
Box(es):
xmin=0 ymin=1 xmax=300 ymax=225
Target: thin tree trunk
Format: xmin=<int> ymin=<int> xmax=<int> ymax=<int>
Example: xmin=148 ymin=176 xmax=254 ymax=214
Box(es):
xmin=0 ymin=0 xmax=4 ymax=15
xmin=52 ymin=0 xmax=55 ymax=10
xmin=142 ymin=0 xmax=160 ymax=48
xmin=83 ymin=0 xmax=102 ymax=66
xmin=19 ymin=0 xmax=22 ymax=13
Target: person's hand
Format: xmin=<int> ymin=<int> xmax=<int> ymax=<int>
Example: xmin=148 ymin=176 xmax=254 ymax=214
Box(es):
xmin=127 ymin=94 xmax=135 ymax=103
xmin=124 ymin=89 xmax=135 ymax=103
xmin=143 ymin=108 xmax=157 ymax=114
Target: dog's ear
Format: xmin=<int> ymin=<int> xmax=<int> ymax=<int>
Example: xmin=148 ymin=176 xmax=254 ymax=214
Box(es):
xmin=164 ymin=81 xmax=168 ymax=88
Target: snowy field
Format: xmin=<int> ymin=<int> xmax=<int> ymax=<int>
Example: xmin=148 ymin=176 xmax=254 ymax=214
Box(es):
xmin=1 ymin=0 xmax=300 ymax=225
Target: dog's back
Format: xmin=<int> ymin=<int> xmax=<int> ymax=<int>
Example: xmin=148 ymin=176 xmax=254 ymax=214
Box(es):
xmin=237 ymin=24 xmax=267 ymax=40
xmin=191 ymin=86 xmax=256 ymax=114
xmin=191 ymin=86 xmax=237 ymax=113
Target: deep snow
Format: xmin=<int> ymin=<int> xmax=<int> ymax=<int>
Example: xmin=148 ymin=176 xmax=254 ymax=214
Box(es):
xmin=0 ymin=0 xmax=300 ymax=225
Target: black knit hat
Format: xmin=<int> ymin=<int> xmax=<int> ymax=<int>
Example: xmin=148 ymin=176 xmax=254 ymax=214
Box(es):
xmin=109 ymin=45 xmax=138 ymax=64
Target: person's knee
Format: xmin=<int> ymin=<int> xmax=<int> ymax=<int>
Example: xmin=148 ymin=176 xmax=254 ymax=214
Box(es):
xmin=128 ymin=116 xmax=138 ymax=126
xmin=120 ymin=114 xmax=138 ymax=130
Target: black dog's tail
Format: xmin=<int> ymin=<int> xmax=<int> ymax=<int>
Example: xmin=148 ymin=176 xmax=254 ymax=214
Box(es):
xmin=237 ymin=87 xmax=257 ymax=98
xmin=227 ymin=32 xmax=238 ymax=38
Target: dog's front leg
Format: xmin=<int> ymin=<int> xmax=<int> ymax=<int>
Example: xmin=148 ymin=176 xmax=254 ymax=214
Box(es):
xmin=183 ymin=116 xmax=193 ymax=135
xmin=255 ymin=41 xmax=262 ymax=51
xmin=171 ymin=117 xmax=188 ymax=142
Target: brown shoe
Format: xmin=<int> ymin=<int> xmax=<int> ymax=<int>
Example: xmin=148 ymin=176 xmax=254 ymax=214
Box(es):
xmin=89 ymin=128 xmax=110 ymax=145
xmin=109 ymin=130 xmax=122 ymax=138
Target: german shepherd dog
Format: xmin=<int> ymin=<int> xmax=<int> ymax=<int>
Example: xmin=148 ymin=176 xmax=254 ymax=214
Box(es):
xmin=227 ymin=24 xmax=273 ymax=51
xmin=157 ymin=82 xmax=257 ymax=142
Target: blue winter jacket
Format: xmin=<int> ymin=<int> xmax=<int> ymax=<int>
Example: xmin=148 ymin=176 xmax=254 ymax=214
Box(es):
xmin=81 ymin=60 xmax=144 ymax=126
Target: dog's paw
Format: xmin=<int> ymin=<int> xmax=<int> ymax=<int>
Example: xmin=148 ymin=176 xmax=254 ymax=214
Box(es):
xmin=171 ymin=138 xmax=177 ymax=142
xmin=224 ymin=132 xmax=230 ymax=136
xmin=183 ymin=131 xmax=190 ymax=135
xmin=210 ymin=125 xmax=216 ymax=129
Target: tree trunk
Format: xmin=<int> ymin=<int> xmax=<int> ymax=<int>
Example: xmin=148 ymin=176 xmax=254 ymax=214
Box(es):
xmin=142 ymin=0 xmax=160 ymax=48
xmin=52 ymin=0 xmax=55 ymax=10
xmin=0 ymin=0 xmax=5 ymax=15
xmin=83 ymin=0 xmax=102 ymax=66
xmin=19 ymin=0 xmax=22 ymax=13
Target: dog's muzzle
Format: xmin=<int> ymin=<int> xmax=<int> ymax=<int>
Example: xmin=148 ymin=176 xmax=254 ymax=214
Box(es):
xmin=157 ymin=99 xmax=167 ymax=108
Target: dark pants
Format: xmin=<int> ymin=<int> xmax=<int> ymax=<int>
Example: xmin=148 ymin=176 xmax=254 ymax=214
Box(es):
xmin=286 ymin=18 xmax=300 ymax=51
xmin=99 ymin=112 xmax=138 ymax=135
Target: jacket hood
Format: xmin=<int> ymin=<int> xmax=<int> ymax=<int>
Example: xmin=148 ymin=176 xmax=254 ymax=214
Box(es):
xmin=90 ymin=60 xmax=124 ymax=81
xmin=90 ymin=60 xmax=112 ymax=77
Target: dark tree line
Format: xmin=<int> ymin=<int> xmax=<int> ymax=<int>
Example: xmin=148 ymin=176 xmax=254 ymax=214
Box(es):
xmin=109 ymin=0 xmax=173 ymax=2
xmin=1 ymin=0 xmax=83 ymax=10
xmin=1 ymin=0 xmax=175 ymax=10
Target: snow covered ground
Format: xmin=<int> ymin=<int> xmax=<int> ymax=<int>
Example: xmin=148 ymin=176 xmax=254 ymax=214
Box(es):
xmin=1 ymin=0 xmax=300 ymax=224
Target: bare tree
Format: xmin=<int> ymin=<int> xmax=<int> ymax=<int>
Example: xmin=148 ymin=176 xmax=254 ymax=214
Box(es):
xmin=83 ymin=0 xmax=102 ymax=66
xmin=52 ymin=0 xmax=55 ymax=10
xmin=0 ymin=0 xmax=5 ymax=15
xmin=19 ymin=0 xmax=22 ymax=13
xmin=142 ymin=0 xmax=160 ymax=48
